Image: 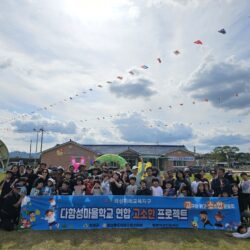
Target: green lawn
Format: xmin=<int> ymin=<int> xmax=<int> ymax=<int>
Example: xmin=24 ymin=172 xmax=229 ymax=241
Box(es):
xmin=0 ymin=229 xmax=249 ymax=250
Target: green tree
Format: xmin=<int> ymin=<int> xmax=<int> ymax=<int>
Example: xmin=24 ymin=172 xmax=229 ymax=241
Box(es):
xmin=211 ymin=146 xmax=239 ymax=166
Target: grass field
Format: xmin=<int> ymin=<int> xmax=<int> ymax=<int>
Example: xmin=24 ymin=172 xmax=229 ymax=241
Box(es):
xmin=0 ymin=228 xmax=249 ymax=250
xmin=0 ymin=172 xmax=248 ymax=250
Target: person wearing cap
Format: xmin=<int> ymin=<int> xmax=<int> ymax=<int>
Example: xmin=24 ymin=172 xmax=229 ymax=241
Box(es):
xmin=62 ymin=171 xmax=74 ymax=191
xmin=0 ymin=183 xmax=24 ymax=230
xmin=0 ymin=171 xmax=14 ymax=200
xmin=129 ymin=157 xmax=146 ymax=186
xmin=43 ymin=178 xmax=56 ymax=196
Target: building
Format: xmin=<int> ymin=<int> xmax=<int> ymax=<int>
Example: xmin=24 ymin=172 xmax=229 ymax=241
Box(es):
xmin=41 ymin=140 xmax=195 ymax=170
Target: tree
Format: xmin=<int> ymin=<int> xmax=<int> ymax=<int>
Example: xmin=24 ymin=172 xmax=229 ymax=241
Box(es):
xmin=211 ymin=146 xmax=239 ymax=167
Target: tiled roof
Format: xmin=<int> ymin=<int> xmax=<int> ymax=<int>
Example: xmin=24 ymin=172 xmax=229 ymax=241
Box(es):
xmin=83 ymin=144 xmax=187 ymax=156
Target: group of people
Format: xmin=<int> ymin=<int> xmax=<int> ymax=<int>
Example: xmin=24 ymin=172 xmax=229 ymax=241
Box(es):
xmin=0 ymin=160 xmax=250 ymax=232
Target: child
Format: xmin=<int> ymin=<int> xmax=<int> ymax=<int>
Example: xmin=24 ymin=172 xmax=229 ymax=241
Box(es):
xmin=163 ymin=181 xmax=176 ymax=197
xmin=43 ymin=178 xmax=56 ymax=196
xmin=231 ymin=183 xmax=240 ymax=197
xmin=125 ymin=176 xmax=137 ymax=195
xmin=30 ymin=181 xmax=44 ymax=196
xmin=73 ymin=177 xmax=86 ymax=195
xmin=230 ymin=225 xmax=250 ymax=238
xmin=91 ymin=181 xmax=103 ymax=195
xmin=136 ymin=180 xmax=152 ymax=195
xmin=0 ymin=170 xmax=14 ymax=199
xmin=151 ymin=178 xmax=163 ymax=196
xmin=17 ymin=177 xmax=27 ymax=196
xmin=58 ymin=181 xmax=72 ymax=195
xmin=177 ymin=184 xmax=189 ymax=197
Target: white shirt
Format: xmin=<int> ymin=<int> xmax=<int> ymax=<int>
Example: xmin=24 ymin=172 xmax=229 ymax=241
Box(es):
xmin=232 ymin=227 xmax=250 ymax=238
xmin=151 ymin=186 xmax=163 ymax=196
xmin=240 ymin=180 xmax=250 ymax=194
xmin=191 ymin=181 xmax=201 ymax=194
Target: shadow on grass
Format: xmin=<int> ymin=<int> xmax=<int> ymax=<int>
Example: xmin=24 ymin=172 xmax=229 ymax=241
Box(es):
xmin=0 ymin=228 xmax=249 ymax=250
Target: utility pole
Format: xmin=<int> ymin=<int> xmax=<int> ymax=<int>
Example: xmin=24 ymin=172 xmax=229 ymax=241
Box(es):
xmin=33 ymin=128 xmax=40 ymax=165
xmin=29 ymin=139 xmax=32 ymax=163
xmin=40 ymin=128 xmax=44 ymax=154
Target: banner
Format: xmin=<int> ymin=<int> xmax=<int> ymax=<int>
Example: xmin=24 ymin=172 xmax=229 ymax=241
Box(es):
xmin=20 ymin=196 xmax=240 ymax=231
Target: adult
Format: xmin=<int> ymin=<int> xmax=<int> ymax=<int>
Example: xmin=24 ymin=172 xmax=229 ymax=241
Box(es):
xmin=211 ymin=168 xmax=231 ymax=196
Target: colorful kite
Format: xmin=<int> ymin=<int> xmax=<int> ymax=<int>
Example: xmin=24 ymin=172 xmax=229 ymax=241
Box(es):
xmin=141 ymin=65 xmax=149 ymax=69
xmin=174 ymin=50 xmax=180 ymax=55
xmin=157 ymin=58 xmax=162 ymax=63
xmin=194 ymin=40 xmax=203 ymax=45
xmin=218 ymin=28 xmax=226 ymax=34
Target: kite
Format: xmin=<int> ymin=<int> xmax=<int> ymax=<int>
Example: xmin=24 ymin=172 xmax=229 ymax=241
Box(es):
xmin=141 ymin=65 xmax=149 ymax=69
xmin=97 ymin=85 xmax=103 ymax=88
xmin=128 ymin=70 xmax=135 ymax=75
xmin=69 ymin=97 xmax=73 ymax=100
xmin=174 ymin=50 xmax=180 ymax=55
xmin=117 ymin=76 xmax=123 ymax=80
xmin=158 ymin=107 xmax=162 ymax=110
xmin=75 ymin=94 xmax=79 ymax=96
xmin=235 ymin=93 xmax=239 ymax=97
xmin=106 ymin=81 xmax=112 ymax=84
xmin=89 ymin=88 xmax=93 ymax=91
xmin=194 ymin=40 xmax=203 ymax=45
xmin=180 ymin=103 xmax=183 ymax=106
xmin=82 ymin=91 xmax=86 ymax=94
xmin=164 ymin=124 xmax=168 ymax=127
xmin=169 ymin=105 xmax=172 ymax=108
xmin=204 ymin=98 xmax=209 ymax=102
xmin=157 ymin=58 xmax=162 ymax=63
xmin=218 ymin=28 xmax=226 ymax=34
xmin=192 ymin=101 xmax=196 ymax=104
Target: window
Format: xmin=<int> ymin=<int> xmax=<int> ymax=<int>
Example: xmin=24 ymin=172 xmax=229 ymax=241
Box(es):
xmin=173 ymin=161 xmax=186 ymax=166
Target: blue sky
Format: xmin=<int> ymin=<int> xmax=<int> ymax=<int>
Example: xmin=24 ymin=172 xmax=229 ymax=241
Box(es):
xmin=0 ymin=0 xmax=250 ymax=153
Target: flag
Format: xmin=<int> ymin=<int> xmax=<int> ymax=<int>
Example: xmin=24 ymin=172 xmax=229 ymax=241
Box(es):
xmin=218 ymin=28 xmax=226 ymax=34
xmin=194 ymin=40 xmax=203 ymax=45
